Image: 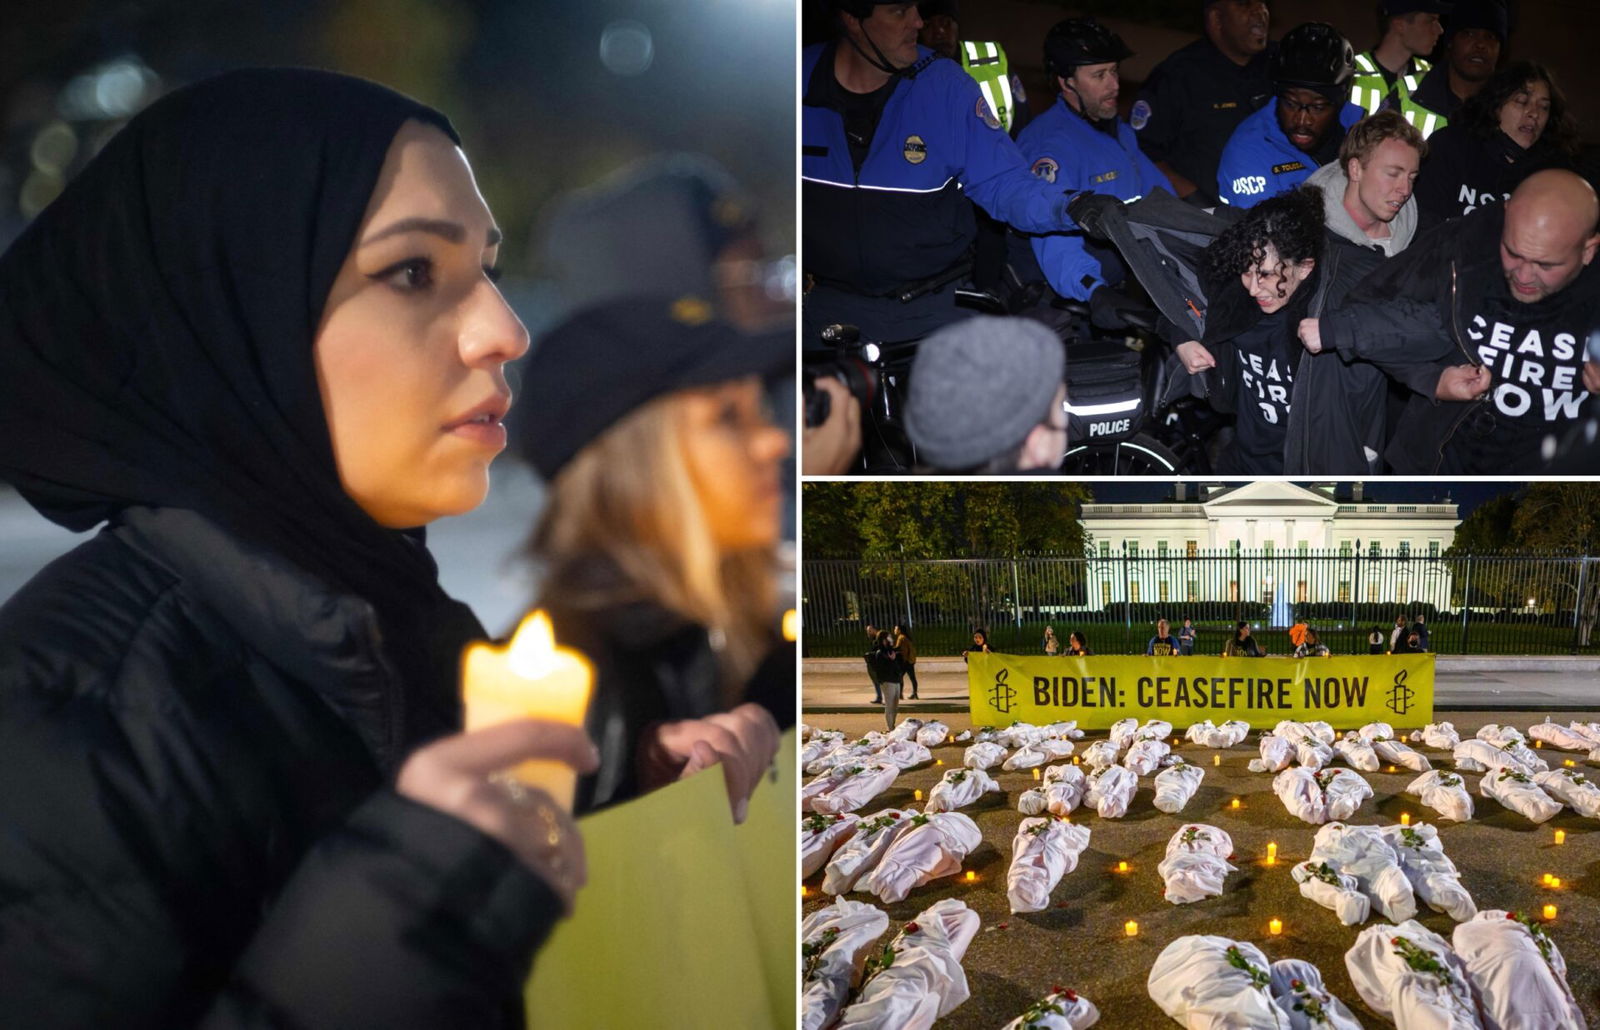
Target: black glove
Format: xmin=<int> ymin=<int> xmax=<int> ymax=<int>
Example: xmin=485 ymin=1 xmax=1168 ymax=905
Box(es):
xmin=1066 ymin=190 xmax=1121 ymax=239
xmin=1089 ymin=285 xmax=1155 ymax=332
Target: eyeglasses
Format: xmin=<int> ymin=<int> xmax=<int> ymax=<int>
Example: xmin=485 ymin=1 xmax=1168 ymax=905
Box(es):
xmin=1279 ymin=98 xmax=1332 ymax=116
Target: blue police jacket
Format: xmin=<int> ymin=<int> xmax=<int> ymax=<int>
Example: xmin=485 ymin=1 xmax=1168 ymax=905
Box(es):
xmin=1016 ymin=95 xmax=1168 ymax=300
xmin=1215 ymin=100 xmax=1363 ymax=209
xmin=802 ymin=43 xmax=1076 ymax=297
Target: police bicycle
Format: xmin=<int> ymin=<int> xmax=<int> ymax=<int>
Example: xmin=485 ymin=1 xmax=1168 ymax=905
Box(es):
xmin=804 ymin=272 xmax=1211 ymax=475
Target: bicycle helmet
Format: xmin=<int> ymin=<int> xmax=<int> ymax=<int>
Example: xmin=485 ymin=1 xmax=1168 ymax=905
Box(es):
xmin=1044 ymin=18 xmax=1134 ymax=78
xmin=917 ymin=0 xmax=958 ymax=19
xmin=1271 ymin=22 xmax=1355 ymax=92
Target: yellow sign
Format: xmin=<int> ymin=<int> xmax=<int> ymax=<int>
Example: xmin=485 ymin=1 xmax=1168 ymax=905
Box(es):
xmin=967 ymin=653 xmax=1433 ymax=730
xmin=525 ymin=730 xmax=796 ymax=1028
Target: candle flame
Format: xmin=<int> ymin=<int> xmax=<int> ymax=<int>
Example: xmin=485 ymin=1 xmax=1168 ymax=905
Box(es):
xmin=507 ymin=610 xmax=558 ymax=680
xmin=1544 ymin=904 xmax=1557 ymax=920
xmin=1124 ymin=920 xmax=1138 ymax=936
xmin=782 ymin=609 xmax=798 ymax=642
xmin=1269 ymin=918 xmax=1282 ymax=935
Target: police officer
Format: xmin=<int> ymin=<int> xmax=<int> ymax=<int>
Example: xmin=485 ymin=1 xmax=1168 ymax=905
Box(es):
xmin=917 ymin=0 xmax=1030 ymax=136
xmin=1216 ymin=23 xmax=1363 ymax=209
xmin=1017 ymin=18 xmax=1168 ymax=315
xmin=802 ymin=0 xmax=1082 ymax=344
xmin=1133 ymin=0 xmax=1273 ymax=206
xmin=1350 ymin=2 xmax=1448 ymax=117
xmin=1407 ymin=0 xmax=1507 ymax=138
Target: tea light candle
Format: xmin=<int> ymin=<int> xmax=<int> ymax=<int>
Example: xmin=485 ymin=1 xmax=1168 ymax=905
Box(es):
xmin=1268 ymin=918 xmax=1282 ymax=936
xmin=1267 ymin=842 xmax=1278 ymax=865
xmin=782 ymin=609 xmax=798 ymax=642
xmin=965 ymin=870 xmax=976 ymax=883
xmin=1555 ymin=829 xmax=1567 ymax=845
xmin=1033 ymin=767 xmax=1042 ymax=781
xmin=1125 ymin=920 xmax=1139 ymax=937
xmin=801 ymin=885 xmax=809 ymax=897
xmin=1543 ymin=873 xmax=1554 ymax=886
xmin=1213 ymin=755 xmax=1222 ymax=766
xmin=1552 ymin=877 xmax=1563 ymax=889
xmin=1230 ymin=798 xmax=1241 ymax=810
xmin=935 ymin=759 xmax=944 ymax=766
xmin=1535 ymin=740 xmax=1544 ymax=748
xmin=914 ymin=789 xmax=923 ymax=801
xmin=1073 ymin=755 xmax=1081 ymax=765
xmin=1400 ymin=812 xmax=1411 ymax=827
xmin=1544 ymin=904 xmax=1557 ymax=920
xmin=1117 ymin=860 xmax=1129 ymax=873
xmin=1386 ymin=765 xmax=1397 ymax=773
xmin=462 ymin=610 xmax=594 ymax=811
xmin=1564 ymin=759 xmax=1576 ymax=768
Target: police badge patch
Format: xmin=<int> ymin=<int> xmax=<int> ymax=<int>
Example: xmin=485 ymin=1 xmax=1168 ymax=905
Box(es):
xmin=903 ymin=135 xmax=927 ymax=164
xmin=1130 ymin=99 xmax=1151 ymax=131
xmin=975 ymin=96 xmax=1001 ymax=131
xmin=1030 ymin=156 xmax=1059 ymax=183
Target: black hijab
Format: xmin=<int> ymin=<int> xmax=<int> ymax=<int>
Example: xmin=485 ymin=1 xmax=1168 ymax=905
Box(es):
xmin=0 ymin=68 xmax=485 ymax=763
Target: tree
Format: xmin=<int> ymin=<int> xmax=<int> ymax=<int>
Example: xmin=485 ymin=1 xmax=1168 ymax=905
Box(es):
xmin=1510 ymin=484 xmax=1600 ymax=646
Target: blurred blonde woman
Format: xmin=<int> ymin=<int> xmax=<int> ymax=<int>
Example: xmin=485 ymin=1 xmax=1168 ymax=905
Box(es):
xmin=514 ymin=296 xmax=792 ymax=820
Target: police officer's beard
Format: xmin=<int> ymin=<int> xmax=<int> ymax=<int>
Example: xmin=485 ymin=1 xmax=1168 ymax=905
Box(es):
xmin=1066 ymin=81 xmax=1117 ymax=137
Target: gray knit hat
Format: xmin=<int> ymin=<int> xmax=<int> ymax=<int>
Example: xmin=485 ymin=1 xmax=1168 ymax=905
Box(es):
xmin=904 ymin=316 xmax=1065 ymax=469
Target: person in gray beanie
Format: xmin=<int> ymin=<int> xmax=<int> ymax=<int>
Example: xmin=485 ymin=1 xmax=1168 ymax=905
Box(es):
xmin=903 ymin=315 xmax=1068 ymax=472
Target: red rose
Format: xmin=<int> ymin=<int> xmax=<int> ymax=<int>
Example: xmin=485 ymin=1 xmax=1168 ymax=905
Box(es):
xmin=997 ymin=922 xmax=1009 ymax=930
xmin=904 ymin=922 xmax=920 ymax=933
xmin=1290 ymin=979 xmax=1304 ymax=989
xmin=1506 ymin=912 xmax=1518 ymax=920
xmin=1064 ymin=988 xmax=1079 ymax=1002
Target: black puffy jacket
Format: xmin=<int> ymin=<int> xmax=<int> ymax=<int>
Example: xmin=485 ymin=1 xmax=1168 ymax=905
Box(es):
xmin=0 ymin=506 xmax=561 ymax=1028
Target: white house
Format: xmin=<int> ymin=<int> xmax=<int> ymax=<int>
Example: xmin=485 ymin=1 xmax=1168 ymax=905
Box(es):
xmin=1078 ymin=482 xmax=1460 ymax=615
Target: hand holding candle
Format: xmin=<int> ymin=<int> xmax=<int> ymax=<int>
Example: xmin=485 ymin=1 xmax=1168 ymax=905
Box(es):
xmin=462 ymin=610 xmax=595 ymax=812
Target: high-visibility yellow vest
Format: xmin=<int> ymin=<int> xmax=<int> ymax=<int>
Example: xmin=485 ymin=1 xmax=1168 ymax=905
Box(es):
xmin=960 ymin=39 xmax=1015 ymax=133
xmin=1350 ymin=51 xmax=1443 ymax=138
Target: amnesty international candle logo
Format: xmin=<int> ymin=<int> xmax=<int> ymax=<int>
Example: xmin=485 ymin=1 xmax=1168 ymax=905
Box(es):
xmin=966 ymin=653 xmax=1434 ymax=730
xmin=989 ymin=668 xmax=1017 ymax=714
xmin=1387 ymin=668 xmax=1415 ymax=717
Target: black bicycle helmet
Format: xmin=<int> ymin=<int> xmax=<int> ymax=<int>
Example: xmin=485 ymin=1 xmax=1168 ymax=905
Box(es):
xmin=829 ymin=0 xmax=899 ymax=19
xmin=917 ymin=0 xmax=958 ymax=19
xmin=1043 ymin=18 xmax=1134 ymax=78
xmin=1271 ymin=22 xmax=1356 ymax=91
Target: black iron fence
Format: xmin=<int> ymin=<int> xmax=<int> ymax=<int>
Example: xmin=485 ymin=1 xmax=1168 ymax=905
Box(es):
xmin=802 ymin=550 xmax=1600 ymax=658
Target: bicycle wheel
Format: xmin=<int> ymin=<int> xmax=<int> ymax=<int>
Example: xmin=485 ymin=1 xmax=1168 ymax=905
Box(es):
xmin=1060 ymin=432 xmax=1184 ymax=475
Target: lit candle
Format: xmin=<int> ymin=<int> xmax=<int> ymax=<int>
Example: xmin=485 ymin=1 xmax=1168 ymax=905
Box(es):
xmin=462 ymin=610 xmax=594 ymax=811
xmin=1544 ymin=904 xmax=1557 ymax=920
xmin=1269 ymin=918 xmax=1282 ymax=936
xmin=1117 ymin=860 xmax=1128 ymax=873
xmin=914 ymin=789 xmax=923 ymax=802
xmin=1267 ymin=842 xmax=1278 ymax=865
xmin=1231 ymin=798 xmax=1241 ymax=810
xmin=1173 ymin=737 xmax=1180 ymax=746
xmin=1387 ymin=765 xmax=1397 ymax=773
xmin=935 ymin=759 xmax=944 ymax=766
xmin=801 ymin=885 xmax=809 ymax=897
xmin=1535 ymin=740 xmax=1544 ymax=748
xmin=1552 ymin=877 xmax=1562 ymax=889
xmin=1033 ymin=767 xmax=1042 ymax=781
xmin=965 ymin=870 xmax=976 ymax=883
xmin=1543 ymin=873 xmax=1554 ymax=885
xmin=1400 ymin=812 xmax=1411 ymax=827
xmin=782 ymin=609 xmax=798 ymax=642
xmin=1213 ymin=755 xmax=1221 ymax=766
xmin=1073 ymin=755 xmax=1081 ymax=765
xmin=1125 ymin=920 xmax=1139 ymax=937
xmin=1555 ymin=829 xmax=1567 ymax=845
xmin=1564 ymin=759 xmax=1576 ymax=768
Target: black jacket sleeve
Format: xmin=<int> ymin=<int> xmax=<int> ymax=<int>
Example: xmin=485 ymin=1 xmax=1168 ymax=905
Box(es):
xmin=207 ymin=792 xmax=562 ymax=1029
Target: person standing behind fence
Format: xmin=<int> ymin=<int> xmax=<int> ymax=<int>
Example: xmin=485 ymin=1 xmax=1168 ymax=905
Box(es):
xmin=867 ymin=630 xmax=903 ymax=728
xmin=894 ymin=624 xmax=919 ymax=699
xmin=963 ymin=628 xmax=994 ymax=663
xmin=1067 ymin=631 xmax=1092 ymax=656
xmin=1389 ymin=613 xmax=1407 ymax=653
xmin=1413 ymin=613 xmax=1431 ymax=651
xmin=1146 ymin=618 xmax=1182 ymax=656
xmin=1225 ymin=621 xmax=1266 ymax=657
xmin=1043 ymin=625 xmax=1060 ymax=655
xmin=1178 ymin=617 xmax=1197 ymax=655
xmin=1368 ymin=625 xmax=1386 ymax=654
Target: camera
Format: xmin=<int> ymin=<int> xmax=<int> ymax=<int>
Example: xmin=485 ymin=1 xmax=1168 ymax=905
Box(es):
xmin=802 ymin=324 xmax=878 ymax=428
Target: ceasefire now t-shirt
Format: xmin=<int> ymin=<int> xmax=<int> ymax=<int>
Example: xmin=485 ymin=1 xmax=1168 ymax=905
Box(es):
xmin=1147 ymin=635 xmax=1182 ymax=656
xmin=1446 ymin=265 xmax=1599 ymax=471
xmin=1222 ymin=308 xmax=1297 ymax=473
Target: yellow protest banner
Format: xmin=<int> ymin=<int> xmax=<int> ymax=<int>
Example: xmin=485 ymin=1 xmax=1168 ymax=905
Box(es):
xmin=525 ymin=730 xmax=796 ymax=1029
xmin=967 ymin=653 xmax=1433 ymax=730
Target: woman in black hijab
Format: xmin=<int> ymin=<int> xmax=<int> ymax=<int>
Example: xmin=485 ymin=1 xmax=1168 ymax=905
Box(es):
xmin=0 ymin=69 xmax=594 ymax=1027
